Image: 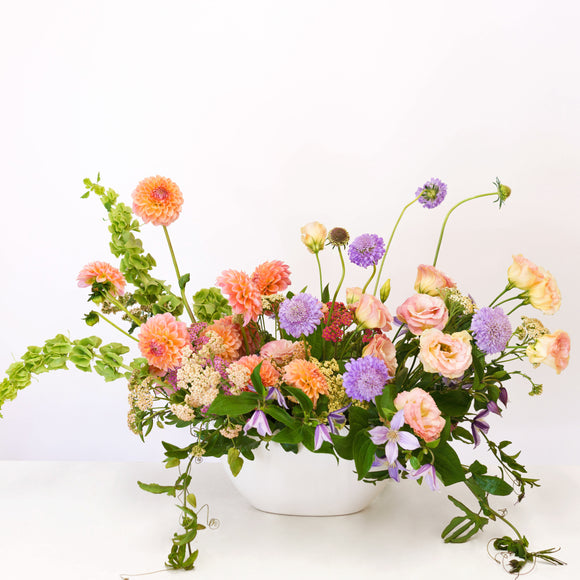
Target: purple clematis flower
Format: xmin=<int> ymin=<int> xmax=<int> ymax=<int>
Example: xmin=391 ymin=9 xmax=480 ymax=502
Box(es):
xmin=487 ymin=400 xmax=502 ymax=416
xmin=372 ymin=455 xmax=405 ymax=482
xmin=368 ymin=410 xmax=420 ymax=464
xmin=499 ymin=386 xmax=509 ymax=407
xmin=327 ymin=404 xmax=351 ymax=435
xmin=243 ymin=410 xmax=272 ymax=437
xmin=471 ymin=409 xmax=490 ymax=447
xmin=265 ymin=386 xmax=288 ymax=409
xmin=314 ymin=424 xmax=332 ymax=450
xmin=409 ymin=463 xmax=439 ymax=491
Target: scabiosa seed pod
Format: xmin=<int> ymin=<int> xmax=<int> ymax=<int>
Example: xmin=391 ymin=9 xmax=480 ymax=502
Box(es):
xmin=327 ymin=227 xmax=350 ymax=248
xmin=494 ymin=177 xmax=511 ymax=207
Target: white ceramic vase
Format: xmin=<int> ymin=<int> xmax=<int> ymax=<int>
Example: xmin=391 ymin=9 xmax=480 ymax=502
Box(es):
xmin=224 ymin=443 xmax=387 ymax=516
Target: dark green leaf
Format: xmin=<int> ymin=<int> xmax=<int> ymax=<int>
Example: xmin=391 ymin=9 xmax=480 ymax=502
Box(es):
xmin=472 ymin=473 xmax=513 ymax=496
xmin=137 ymin=481 xmax=176 ymax=496
xmin=179 ymin=273 xmax=191 ymax=290
xmin=353 ymin=430 xmax=376 ymax=480
xmin=250 ymin=362 xmax=265 ymax=397
xmin=282 ymin=385 xmax=313 ymax=415
xmin=207 ymin=392 xmax=260 ymax=416
xmin=432 ymin=442 xmax=465 ymax=486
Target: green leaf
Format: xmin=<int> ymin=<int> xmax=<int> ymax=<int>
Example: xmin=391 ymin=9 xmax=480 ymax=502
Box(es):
xmin=432 ymin=390 xmax=472 ymax=417
xmin=207 ymin=392 xmax=260 ymax=416
xmin=165 ymin=458 xmax=180 ymax=469
xmin=227 ymin=447 xmax=244 ymax=477
xmin=186 ymin=494 xmax=197 ymax=508
xmin=432 ymin=442 xmax=465 ymax=486
xmin=264 ymin=404 xmax=299 ymax=427
xmin=137 ymin=481 xmax=176 ymax=496
xmin=179 ymin=273 xmax=191 ymax=290
xmin=353 ymin=430 xmax=376 ymax=480
xmin=471 ymin=473 xmax=513 ymax=496
xmin=250 ymin=362 xmax=265 ymax=398
xmin=282 ymin=385 xmax=313 ymax=415
xmin=442 ymin=495 xmax=489 ymax=543
xmin=321 ymin=283 xmax=330 ymax=303
xmin=272 ymin=426 xmax=303 ymax=445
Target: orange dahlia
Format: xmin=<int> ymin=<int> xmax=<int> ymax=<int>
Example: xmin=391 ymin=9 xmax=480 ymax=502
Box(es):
xmin=283 ymin=359 xmax=329 ymax=404
xmin=205 ymin=316 xmax=244 ymax=362
xmin=237 ymin=355 xmax=280 ymax=389
xmin=251 ymin=260 xmax=291 ymax=295
xmin=138 ymin=313 xmax=189 ymax=372
xmin=131 ymin=175 xmax=184 ymax=226
xmin=77 ymin=261 xmax=127 ymax=296
xmin=216 ymin=269 xmax=262 ymax=326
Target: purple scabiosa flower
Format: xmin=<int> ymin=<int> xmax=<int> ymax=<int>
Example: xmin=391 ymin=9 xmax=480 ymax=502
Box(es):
xmin=372 ymin=455 xmax=405 ymax=482
xmin=343 ymin=356 xmax=391 ymax=401
xmin=470 ymin=306 xmax=512 ymax=355
xmin=409 ymin=463 xmax=439 ymax=491
xmin=314 ymin=424 xmax=333 ymax=450
xmin=347 ymin=234 xmax=386 ymax=268
xmin=278 ymin=293 xmax=323 ymax=338
xmin=243 ymin=410 xmax=272 ymax=437
xmin=369 ymin=410 xmax=420 ymax=463
xmin=471 ymin=409 xmax=490 ymax=447
xmin=415 ymin=178 xmax=447 ymax=209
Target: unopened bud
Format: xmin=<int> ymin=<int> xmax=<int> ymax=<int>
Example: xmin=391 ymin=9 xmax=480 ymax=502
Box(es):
xmin=379 ymin=279 xmax=391 ymax=303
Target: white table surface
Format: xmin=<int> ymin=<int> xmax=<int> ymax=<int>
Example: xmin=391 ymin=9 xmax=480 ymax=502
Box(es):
xmin=0 ymin=461 xmax=578 ymax=580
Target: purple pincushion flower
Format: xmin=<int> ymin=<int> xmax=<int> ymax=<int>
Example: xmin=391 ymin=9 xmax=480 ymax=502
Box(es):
xmin=347 ymin=234 xmax=386 ymax=268
xmin=470 ymin=306 xmax=512 ymax=355
xmin=279 ymin=293 xmax=323 ymax=338
xmin=342 ymin=356 xmax=391 ymax=401
xmin=415 ymin=178 xmax=447 ymax=209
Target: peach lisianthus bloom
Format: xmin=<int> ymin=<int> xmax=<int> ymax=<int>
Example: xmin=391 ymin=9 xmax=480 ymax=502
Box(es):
xmin=394 ymin=387 xmax=445 ymax=443
xmin=300 ymin=222 xmax=327 ymax=254
xmin=362 ymin=335 xmax=397 ymax=377
xmin=526 ymin=330 xmax=570 ymax=374
xmin=251 ymin=260 xmax=291 ymax=295
xmin=237 ymin=355 xmax=280 ymax=389
xmin=77 ymin=261 xmax=126 ymax=296
xmin=216 ymin=269 xmax=262 ymax=326
xmin=414 ymin=264 xmax=456 ymax=296
xmin=507 ymin=254 xmax=545 ymax=291
xmin=355 ymin=294 xmax=393 ymax=331
xmin=283 ymin=359 xmax=329 ymax=404
xmin=131 ymin=175 xmax=184 ymax=226
xmin=419 ymin=328 xmax=472 ymax=379
xmin=396 ymin=294 xmax=449 ymax=335
xmin=138 ymin=313 xmax=189 ymax=373
xmin=527 ymin=274 xmax=561 ymax=315
xmin=205 ymin=316 xmax=244 ymax=362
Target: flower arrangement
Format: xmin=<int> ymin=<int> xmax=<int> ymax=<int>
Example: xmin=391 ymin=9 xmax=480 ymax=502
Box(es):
xmin=0 ymin=175 xmax=571 ymax=574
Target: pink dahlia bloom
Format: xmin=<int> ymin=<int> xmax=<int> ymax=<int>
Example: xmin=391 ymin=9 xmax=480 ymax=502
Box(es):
xmin=131 ymin=175 xmax=184 ymax=226
xmin=251 ymin=260 xmax=291 ymax=295
xmin=216 ymin=269 xmax=262 ymax=325
xmin=77 ymin=261 xmax=126 ymax=296
xmin=138 ymin=313 xmax=189 ymax=372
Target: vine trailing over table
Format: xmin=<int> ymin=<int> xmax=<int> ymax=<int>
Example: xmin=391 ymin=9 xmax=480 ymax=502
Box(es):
xmin=0 ymin=174 xmax=570 ymax=574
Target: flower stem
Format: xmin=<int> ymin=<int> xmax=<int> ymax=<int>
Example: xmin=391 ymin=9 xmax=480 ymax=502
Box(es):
xmin=104 ymin=292 xmax=144 ymax=326
xmin=432 ymin=192 xmax=497 ymax=267
xmin=328 ymin=246 xmax=347 ymax=324
xmin=97 ymin=312 xmax=139 ymax=342
xmin=488 ymin=283 xmax=515 ymax=307
xmin=374 ymin=197 xmax=418 ymax=296
xmin=362 ymin=265 xmax=376 ymax=294
xmin=163 ymin=226 xmax=196 ymax=324
xmin=315 ymin=251 xmax=324 ymax=299
xmin=507 ymin=302 xmax=527 ymax=316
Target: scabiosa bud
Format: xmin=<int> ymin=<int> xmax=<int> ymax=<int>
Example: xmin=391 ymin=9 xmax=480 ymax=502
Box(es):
xmin=415 ymin=178 xmax=447 ymax=209
xmin=328 ymin=227 xmax=350 ymax=248
xmin=494 ymin=177 xmax=511 ymax=207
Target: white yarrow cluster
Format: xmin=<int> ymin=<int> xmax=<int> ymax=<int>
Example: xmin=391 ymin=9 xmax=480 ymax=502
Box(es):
xmin=226 ymin=362 xmax=252 ymax=395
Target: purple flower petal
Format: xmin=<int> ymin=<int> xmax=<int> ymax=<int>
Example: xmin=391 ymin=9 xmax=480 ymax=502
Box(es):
xmin=243 ymin=410 xmax=271 ymax=437
xmin=397 ymin=430 xmax=421 ymax=451
xmin=385 ymin=440 xmax=398 ymax=464
xmin=390 ymin=409 xmax=405 ymax=431
xmin=388 ymin=463 xmax=400 ymax=482
xmin=369 ymin=425 xmax=389 ymax=445
xmin=266 ymin=386 xmax=289 ymax=409
xmin=499 ymin=387 xmax=509 ymax=406
xmin=314 ymin=424 xmax=332 ymax=450
xmin=487 ymin=400 xmax=502 ymax=416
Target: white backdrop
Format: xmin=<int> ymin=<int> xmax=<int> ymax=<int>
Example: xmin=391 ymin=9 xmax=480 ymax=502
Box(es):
xmin=0 ymin=0 xmax=578 ymax=465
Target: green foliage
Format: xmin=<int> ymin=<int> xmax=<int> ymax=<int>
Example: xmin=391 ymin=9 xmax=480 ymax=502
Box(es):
xmin=441 ymin=495 xmax=489 ymax=543
xmin=192 ymin=287 xmax=232 ymax=323
xmin=431 ymin=441 xmax=465 ymax=486
xmin=207 ymin=392 xmax=261 ymax=416
xmin=227 ymin=447 xmax=244 ymax=477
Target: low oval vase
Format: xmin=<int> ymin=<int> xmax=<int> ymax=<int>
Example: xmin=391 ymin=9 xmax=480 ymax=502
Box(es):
xmin=224 ymin=443 xmax=387 ymax=516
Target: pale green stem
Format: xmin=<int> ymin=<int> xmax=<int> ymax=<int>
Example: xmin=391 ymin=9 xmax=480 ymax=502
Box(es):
xmin=315 ymin=251 xmax=324 ymax=299
xmin=508 ymin=302 xmax=527 ymax=316
xmin=104 ymin=292 xmax=143 ymax=326
xmin=97 ymin=312 xmax=139 ymax=342
xmin=328 ymin=246 xmax=347 ymax=325
xmin=362 ymin=265 xmax=376 ymax=294
xmin=374 ymin=197 xmax=418 ymax=296
xmin=163 ymin=225 xmax=196 ymax=324
xmin=488 ymin=283 xmax=515 ymax=307
xmin=432 ymin=192 xmax=497 ymax=267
